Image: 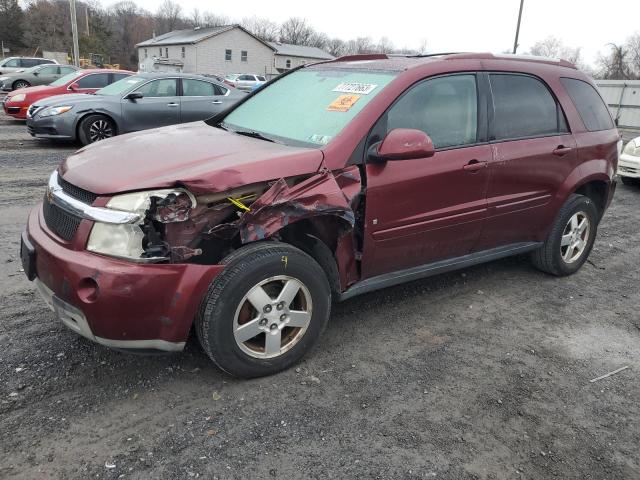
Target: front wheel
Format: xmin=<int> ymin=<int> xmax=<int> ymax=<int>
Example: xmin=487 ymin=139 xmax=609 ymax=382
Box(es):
xmin=196 ymin=242 xmax=331 ymax=378
xmin=12 ymin=80 xmax=30 ymax=90
xmin=78 ymin=114 xmax=116 ymax=145
xmin=531 ymin=194 xmax=599 ymax=276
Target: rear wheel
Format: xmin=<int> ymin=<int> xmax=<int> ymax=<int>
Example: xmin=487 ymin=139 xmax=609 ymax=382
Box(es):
xmin=196 ymin=242 xmax=331 ymax=378
xmin=12 ymin=80 xmax=30 ymax=90
xmin=78 ymin=114 xmax=116 ymax=145
xmin=620 ymin=176 xmax=639 ymax=186
xmin=531 ymin=194 xmax=599 ymax=276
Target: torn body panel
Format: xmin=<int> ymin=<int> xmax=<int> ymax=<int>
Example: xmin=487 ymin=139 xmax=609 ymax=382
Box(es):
xmin=142 ymin=165 xmax=363 ymax=292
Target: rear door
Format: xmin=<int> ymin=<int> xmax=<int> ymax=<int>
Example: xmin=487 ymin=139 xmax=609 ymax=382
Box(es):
xmin=180 ymin=78 xmax=230 ymax=122
xmin=475 ymin=73 xmax=578 ymax=249
xmin=362 ymin=73 xmax=491 ymax=278
xmin=121 ymin=78 xmax=180 ymax=131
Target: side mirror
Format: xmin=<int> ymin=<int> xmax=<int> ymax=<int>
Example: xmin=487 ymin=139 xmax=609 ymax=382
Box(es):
xmin=369 ymin=128 xmax=435 ymax=162
xmin=69 ymin=82 xmax=80 ymax=91
xmin=33 ymin=71 xmax=39 ymax=76
xmin=125 ymin=92 xmax=144 ymax=100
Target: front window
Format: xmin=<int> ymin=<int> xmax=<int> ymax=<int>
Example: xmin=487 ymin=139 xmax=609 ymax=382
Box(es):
xmin=285 ymin=59 xmax=291 ymax=69
xmin=133 ymin=78 xmax=177 ymax=97
xmin=76 ymin=73 xmax=110 ymax=89
xmin=1 ymin=58 xmax=19 ymax=67
xmin=144 ymin=48 xmax=148 ymax=58
xmin=181 ymin=47 xmax=185 ymax=58
xmin=225 ymin=49 xmax=232 ymax=61
xmin=49 ymin=70 xmax=84 ymax=87
xmin=221 ymin=67 xmax=398 ymax=147
xmin=95 ymin=75 xmax=146 ymax=96
xmin=241 ymin=50 xmax=248 ymax=62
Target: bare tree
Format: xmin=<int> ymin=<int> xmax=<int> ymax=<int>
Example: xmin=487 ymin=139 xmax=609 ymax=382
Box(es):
xmin=627 ymin=32 xmax=640 ymax=77
xmin=279 ymin=17 xmax=314 ymax=45
xmin=202 ymin=12 xmax=229 ymax=27
xmin=376 ymin=36 xmax=394 ymax=53
xmin=156 ymin=0 xmax=182 ymax=34
xmin=416 ymin=38 xmax=428 ymax=55
xmin=241 ymin=16 xmax=279 ymax=41
xmin=598 ymin=43 xmax=633 ymax=79
xmin=190 ymin=8 xmax=201 ymax=27
xmin=529 ymin=36 xmax=562 ymax=58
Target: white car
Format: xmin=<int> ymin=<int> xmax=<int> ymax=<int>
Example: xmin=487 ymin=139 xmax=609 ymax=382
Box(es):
xmin=619 ymin=136 xmax=640 ymax=186
xmin=224 ymin=73 xmax=266 ymax=92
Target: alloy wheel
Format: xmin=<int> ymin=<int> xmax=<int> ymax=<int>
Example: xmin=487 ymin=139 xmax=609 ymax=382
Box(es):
xmin=560 ymin=211 xmax=590 ymax=264
xmin=14 ymin=81 xmax=29 ymax=89
xmin=233 ymin=275 xmax=312 ymax=359
xmin=88 ymin=119 xmax=114 ymax=142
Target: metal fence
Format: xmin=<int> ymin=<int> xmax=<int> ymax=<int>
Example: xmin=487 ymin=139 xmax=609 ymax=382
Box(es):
xmin=595 ymin=80 xmax=640 ymax=140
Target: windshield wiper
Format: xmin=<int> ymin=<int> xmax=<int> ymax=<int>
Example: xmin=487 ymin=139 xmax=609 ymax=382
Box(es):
xmin=233 ymin=129 xmax=278 ymax=143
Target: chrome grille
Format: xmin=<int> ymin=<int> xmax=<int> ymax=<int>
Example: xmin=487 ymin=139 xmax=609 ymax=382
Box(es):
xmin=58 ymin=176 xmax=98 ymax=204
xmin=42 ymin=195 xmax=82 ymax=241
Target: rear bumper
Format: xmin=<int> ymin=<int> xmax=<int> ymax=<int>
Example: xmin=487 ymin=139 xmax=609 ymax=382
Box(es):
xmin=25 ymin=204 xmax=224 ymax=352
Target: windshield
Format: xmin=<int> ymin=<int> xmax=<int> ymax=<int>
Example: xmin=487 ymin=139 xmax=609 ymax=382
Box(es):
xmin=95 ymin=75 xmax=146 ymax=96
xmin=49 ymin=70 xmax=83 ymax=86
xmin=222 ymin=67 xmax=397 ymax=147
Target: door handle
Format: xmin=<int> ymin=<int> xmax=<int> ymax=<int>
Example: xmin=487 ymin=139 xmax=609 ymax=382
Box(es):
xmin=553 ymin=145 xmax=572 ymax=156
xmin=167 ymin=102 xmax=179 ymax=107
xmin=211 ymin=100 xmax=222 ymax=104
xmin=463 ymin=160 xmax=488 ymax=172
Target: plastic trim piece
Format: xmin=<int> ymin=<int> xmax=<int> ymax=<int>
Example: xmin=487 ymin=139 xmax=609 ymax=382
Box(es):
xmin=338 ymin=242 xmax=542 ymax=301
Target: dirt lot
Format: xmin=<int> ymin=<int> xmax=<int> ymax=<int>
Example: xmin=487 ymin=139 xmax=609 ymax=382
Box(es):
xmin=0 ymin=111 xmax=639 ymax=480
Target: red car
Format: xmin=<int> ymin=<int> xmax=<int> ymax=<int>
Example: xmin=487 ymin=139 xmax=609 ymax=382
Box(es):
xmin=3 ymin=69 xmax=133 ymax=119
xmin=21 ymin=53 xmax=619 ymax=377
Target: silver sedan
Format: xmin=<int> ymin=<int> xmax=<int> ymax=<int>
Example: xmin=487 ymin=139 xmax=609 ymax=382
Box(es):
xmin=25 ymin=73 xmax=245 ymax=145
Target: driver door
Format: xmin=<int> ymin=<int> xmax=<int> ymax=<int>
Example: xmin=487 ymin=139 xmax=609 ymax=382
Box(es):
xmin=362 ymin=73 xmax=491 ymax=278
xmin=121 ymin=78 xmax=180 ymax=132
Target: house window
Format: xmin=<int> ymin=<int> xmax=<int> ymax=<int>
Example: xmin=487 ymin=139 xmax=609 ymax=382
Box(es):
xmin=241 ymin=50 xmax=248 ymax=62
xmin=165 ymin=47 xmax=168 ymax=57
xmin=159 ymin=48 xmax=162 ymax=56
xmin=286 ymin=59 xmax=291 ymax=69
xmin=181 ymin=46 xmax=185 ymax=59
xmin=225 ymin=49 xmax=232 ymax=61
xmin=144 ymin=48 xmax=148 ymax=58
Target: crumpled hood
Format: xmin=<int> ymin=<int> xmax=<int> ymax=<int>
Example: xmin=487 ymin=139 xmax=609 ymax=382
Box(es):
xmin=60 ymin=122 xmax=325 ymax=195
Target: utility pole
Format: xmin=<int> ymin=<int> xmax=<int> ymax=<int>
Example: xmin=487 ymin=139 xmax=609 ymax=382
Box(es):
xmin=69 ymin=0 xmax=80 ymax=66
xmin=512 ymin=0 xmax=524 ymax=54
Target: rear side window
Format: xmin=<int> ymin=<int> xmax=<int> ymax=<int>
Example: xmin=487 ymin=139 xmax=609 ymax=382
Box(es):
xmin=387 ymin=74 xmax=478 ymax=149
xmin=490 ymin=74 xmax=568 ymax=140
xmin=21 ymin=59 xmax=38 ymax=67
xmin=560 ymin=78 xmax=614 ymax=131
xmin=38 ymin=59 xmax=55 ymax=65
xmin=182 ymin=79 xmax=215 ymax=96
xmin=77 ymin=73 xmax=110 ymax=88
xmin=111 ymin=73 xmax=131 ymax=82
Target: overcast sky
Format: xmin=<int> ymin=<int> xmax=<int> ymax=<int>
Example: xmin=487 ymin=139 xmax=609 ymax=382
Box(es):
xmin=103 ymin=0 xmax=638 ymax=66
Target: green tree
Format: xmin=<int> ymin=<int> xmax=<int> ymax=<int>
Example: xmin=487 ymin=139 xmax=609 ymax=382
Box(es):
xmin=0 ymin=0 xmax=25 ymax=53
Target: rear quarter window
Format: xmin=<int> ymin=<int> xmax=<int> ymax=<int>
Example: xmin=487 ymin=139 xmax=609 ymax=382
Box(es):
xmin=560 ymin=78 xmax=614 ymax=131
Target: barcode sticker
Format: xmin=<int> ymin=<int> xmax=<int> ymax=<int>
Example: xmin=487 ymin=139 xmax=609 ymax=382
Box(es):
xmin=333 ymin=83 xmax=377 ymax=95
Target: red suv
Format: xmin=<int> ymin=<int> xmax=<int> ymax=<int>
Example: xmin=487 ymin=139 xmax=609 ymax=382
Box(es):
xmin=21 ymin=53 xmax=619 ymax=377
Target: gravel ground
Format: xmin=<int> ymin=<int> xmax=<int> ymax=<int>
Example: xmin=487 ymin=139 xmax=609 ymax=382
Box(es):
xmin=0 ymin=112 xmax=639 ymax=480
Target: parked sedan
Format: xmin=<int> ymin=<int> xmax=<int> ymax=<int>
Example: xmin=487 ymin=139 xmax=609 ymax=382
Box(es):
xmin=26 ymin=73 xmax=243 ymax=144
xmin=618 ymin=136 xmax=640 ymax=186
xmin=3 ymin=69 xmax=132 ymax=119
xmin=0 ymin=64 xmax=78 ymax=91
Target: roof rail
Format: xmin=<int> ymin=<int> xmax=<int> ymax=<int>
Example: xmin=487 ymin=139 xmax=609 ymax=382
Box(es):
xmin=330 ymin=53 xmax=389 ymax=62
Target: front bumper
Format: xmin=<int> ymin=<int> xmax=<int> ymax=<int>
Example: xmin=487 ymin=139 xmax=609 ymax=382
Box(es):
xmin=25 ymin=204 xmax=224 ymax=352
xmin=26 ymin=114 xmax=76 ymax=139
xmin=618 ymin=153 xmax=640 ymax=178
xmin=3 ymin=102 xmax=28 ymax=119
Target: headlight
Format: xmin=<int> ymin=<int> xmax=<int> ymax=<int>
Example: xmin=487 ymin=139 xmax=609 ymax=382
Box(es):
xmin=623 ymin=140 xmax=639 ymax=157
xmin=8 ymin=93 xmax=26 ymax=102
xmin=87 ymin=189 xmax=196 ymax=260
xmin=0 ymin=76 xmax=8 ymax=82
xmin=39 ymin=105 xmax=73 ymax=117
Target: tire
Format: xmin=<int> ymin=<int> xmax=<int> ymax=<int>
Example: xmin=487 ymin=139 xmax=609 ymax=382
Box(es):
xmin=620 ymin=176 xmax=639 ymax=186
xmin=78 ymin=114 xmax=116 ymax=145
xmin=531 ymin=194 xmax=599 ymax=276
xmin=12 ymin=80 xmax=30 ymax=90
xmin=196 ymin=242 xmax=331 ymax=378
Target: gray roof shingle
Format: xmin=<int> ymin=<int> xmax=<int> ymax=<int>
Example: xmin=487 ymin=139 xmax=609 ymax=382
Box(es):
xmin=136 ymin=25 xmax=253 ymax=47
xmin=268 ymin=42 xmax=334 ymax=60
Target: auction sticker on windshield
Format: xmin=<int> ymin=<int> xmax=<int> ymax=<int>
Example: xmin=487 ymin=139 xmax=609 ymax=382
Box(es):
xmin=333 ymin=82 xmax=377 ymax=94
xmin=327 ymin=94 xmax=360 ymax=112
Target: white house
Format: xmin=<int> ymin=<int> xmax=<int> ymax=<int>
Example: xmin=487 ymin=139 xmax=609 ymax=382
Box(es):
xmin=136 ymin=25 xmax=334 ymax=78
